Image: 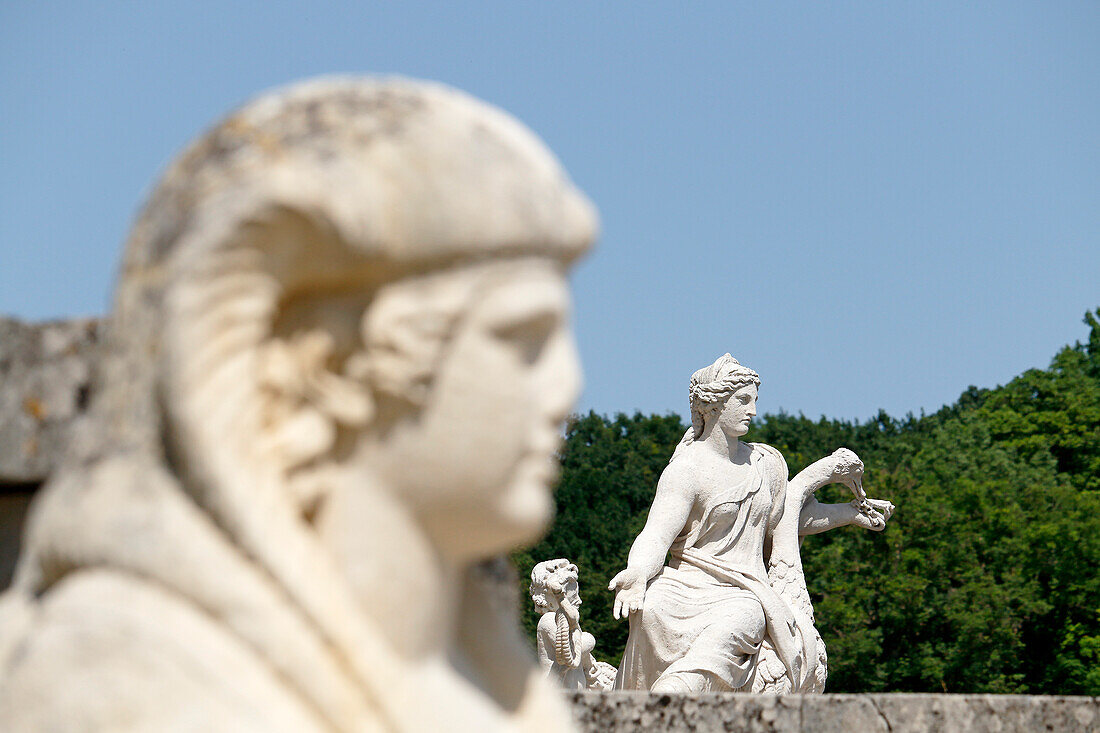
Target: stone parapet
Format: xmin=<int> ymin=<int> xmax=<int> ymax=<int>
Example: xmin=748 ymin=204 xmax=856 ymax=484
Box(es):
xmin=568 ymin=692 xmax=1100 ymax=732
xmin=0 ymin=316 xmax=101 ymax=587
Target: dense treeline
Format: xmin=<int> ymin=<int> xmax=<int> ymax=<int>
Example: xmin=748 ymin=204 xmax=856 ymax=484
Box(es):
xmin=514 ymin=309 xmax=1100 ymax=694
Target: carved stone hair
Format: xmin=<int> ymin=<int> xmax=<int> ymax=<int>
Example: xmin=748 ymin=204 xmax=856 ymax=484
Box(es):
xmin=669 ymin=354 xmax=760 ymax=461
xmin=688 ymin=353 xmax=761 ymax=439
xmin=529 ymin=559 xmax=579 ymax=612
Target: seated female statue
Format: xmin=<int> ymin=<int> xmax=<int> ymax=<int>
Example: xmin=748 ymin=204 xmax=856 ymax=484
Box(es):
xmin=609 ymin=354 xmax=894 ymax=694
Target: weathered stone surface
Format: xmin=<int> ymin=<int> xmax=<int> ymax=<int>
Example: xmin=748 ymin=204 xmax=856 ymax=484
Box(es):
xmin=569 ymin=692 xmax=800 ymax=732
xmin=568 ymin=693 xmax=1100 ymax=732
xmin=0 ymin=316 xmax=100 ymax=483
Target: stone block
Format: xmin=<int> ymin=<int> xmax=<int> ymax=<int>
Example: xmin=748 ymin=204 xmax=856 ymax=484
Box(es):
xmin=569 ymin=693 xmax=1100 ymax=732
xmin=0 ymin=317 xmax=100 ymax=483
xmin=569 ymin=692 xmax=800 ymax=732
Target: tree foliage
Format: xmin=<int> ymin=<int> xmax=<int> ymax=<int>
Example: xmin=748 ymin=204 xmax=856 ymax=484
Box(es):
xmin=514 ymin=309 xmax=1100 ymax=694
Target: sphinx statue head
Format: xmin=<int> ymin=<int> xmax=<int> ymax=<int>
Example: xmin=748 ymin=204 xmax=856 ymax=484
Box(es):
xmin=0 ymin=77 xmax=595 ymax=731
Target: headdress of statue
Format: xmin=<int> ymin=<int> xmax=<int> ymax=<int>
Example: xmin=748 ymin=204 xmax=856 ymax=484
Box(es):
xmin=0 ymin=77 xmax=595 ymax=731
xmin=686 ymin=353 xmax=760 ymax=439
xmin=668 ymin=353 xmax=761 ymax=462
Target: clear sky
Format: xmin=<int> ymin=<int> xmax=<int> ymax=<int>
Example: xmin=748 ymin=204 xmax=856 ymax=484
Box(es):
xmin=2 ymin=2 xmax=1098 ymax=422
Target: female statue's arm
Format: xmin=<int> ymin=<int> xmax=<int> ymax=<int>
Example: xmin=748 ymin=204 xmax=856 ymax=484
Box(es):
xmin=608 ymin=465 xmax=694 ymax=619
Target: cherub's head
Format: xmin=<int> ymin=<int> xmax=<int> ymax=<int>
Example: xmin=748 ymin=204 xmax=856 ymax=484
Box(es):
xmin=530 ymin=559 xmax=581 ymax=612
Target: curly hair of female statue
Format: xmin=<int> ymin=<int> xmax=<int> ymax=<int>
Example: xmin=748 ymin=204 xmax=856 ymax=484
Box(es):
xmin=0 ymin=77 xmax=597 ymax=732
xmin=608 ymin=354 xmax=895 ymax=694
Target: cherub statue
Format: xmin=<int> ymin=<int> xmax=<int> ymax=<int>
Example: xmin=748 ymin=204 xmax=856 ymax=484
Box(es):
xmin=531 ymin=559 xmax=617 ymax=691
xmin=609 ymin=354 xmax=895 ymax=694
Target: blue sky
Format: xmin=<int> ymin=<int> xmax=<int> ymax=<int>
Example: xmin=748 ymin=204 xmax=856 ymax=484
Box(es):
xmin=2 ymin=2 xmax=1098 ymax=422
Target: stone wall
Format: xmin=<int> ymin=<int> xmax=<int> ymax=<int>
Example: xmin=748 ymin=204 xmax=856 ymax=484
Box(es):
xmin=0 ymin=317 xmax=101 ymax=586
xmin=569 ymin=692 xmax=1100 ymax=732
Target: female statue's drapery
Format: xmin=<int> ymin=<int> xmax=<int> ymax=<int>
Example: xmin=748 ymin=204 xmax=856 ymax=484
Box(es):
xmin=615 ymin=443 xmax=811 ymax=692
xmin=609 ymin=354 xmax=895 ymax=695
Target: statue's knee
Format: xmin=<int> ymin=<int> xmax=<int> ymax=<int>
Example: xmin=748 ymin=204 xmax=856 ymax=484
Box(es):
xmin=748 ymin=600 xmax=766 ymax=640
xmin=652 ymin=671 xmax=704 ymax=694
xmin=726 ymin=598 xmax=766 ymax=643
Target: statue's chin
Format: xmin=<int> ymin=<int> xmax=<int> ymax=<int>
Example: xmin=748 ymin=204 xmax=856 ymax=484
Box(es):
xmin=725 ymin=424 xmax=750 ymax=439
xmin=478 ymin=453 xmax=558 ymax=550
xmin=495 ymin=476 xmax=554 ymax=545
xmin=422 ymin=477 xmax=552 ymax=562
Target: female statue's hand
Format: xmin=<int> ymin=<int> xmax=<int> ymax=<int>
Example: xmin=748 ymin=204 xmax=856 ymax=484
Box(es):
xmin=608 ymin=568 xmax=647 ymax=619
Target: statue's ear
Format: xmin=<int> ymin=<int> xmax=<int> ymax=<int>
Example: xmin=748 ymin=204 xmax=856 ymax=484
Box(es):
xmin=222 ymin=205 xmax=379 ymax=515
xmin=257 ymin=330 xmax=373 ymax=465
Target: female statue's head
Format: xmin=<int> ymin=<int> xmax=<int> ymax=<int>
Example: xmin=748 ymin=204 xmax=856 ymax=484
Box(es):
xmin=90 ymin=76 xmax=595 ymax=580
xmin=530 ymin=559 xmax=581 ymax=612
xmin=687 ymin=353 xmax=761 ymax=439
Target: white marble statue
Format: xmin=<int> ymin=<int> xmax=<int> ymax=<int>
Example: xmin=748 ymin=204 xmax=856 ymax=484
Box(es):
xmin=609 ymin=354 xmax=894 ymax=694
xmin=530 ymin=559 xmax=618 ymax=691
xmin=0 ymin=77 xmax=596 ymax=731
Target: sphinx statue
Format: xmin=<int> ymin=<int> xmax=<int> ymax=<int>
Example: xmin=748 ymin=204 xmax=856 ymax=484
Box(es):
xmin=529 ymin=559 xmax=617 ymax=692
xmin=609 ymin=354 xmax=895 ymax=694
xmin=0 ymin=77 xmax=596 ymax=731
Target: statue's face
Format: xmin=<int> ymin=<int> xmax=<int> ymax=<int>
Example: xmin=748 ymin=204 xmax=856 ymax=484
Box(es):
xmin=372 ymin=258 xmax=582 ymax=562
xmin=717 ymin=383 xmax=758 ymax=438
xmin=553 ymin=564 xmax=581 ymax=606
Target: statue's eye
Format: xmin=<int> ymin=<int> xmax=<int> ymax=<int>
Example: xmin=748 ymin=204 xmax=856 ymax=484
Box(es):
xmin=493 ymin=313 xmax=557 ymax=365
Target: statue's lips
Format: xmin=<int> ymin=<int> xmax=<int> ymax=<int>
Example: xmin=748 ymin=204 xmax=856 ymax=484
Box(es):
xmin=518 ymin=451 xmax=560 ymax=486
xmin=522 ymin=429 xmax=564 ymax=484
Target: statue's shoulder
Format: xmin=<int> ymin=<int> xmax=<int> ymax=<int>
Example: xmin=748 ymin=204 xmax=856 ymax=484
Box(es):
xmin=536 ymin=612 xmax=557 ymax=633
xmin=0 ymin=569 xmax=324 ymax=731
xmin=749 ymin=442 xmax=787 ymax=467
xmin=658 ymin=449 xmax=709 ymax=493
xmin=749 ymin=443 xmax=789 ymax=486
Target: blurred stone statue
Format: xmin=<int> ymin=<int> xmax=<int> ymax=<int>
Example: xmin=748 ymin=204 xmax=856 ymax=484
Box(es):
xmin=609 ymin=354 xmax=894 ymax=694
xmin=530 ymin=559 xmax=617 ymax=691
xmin=0 ymin=77 xmax=596 ymax=731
